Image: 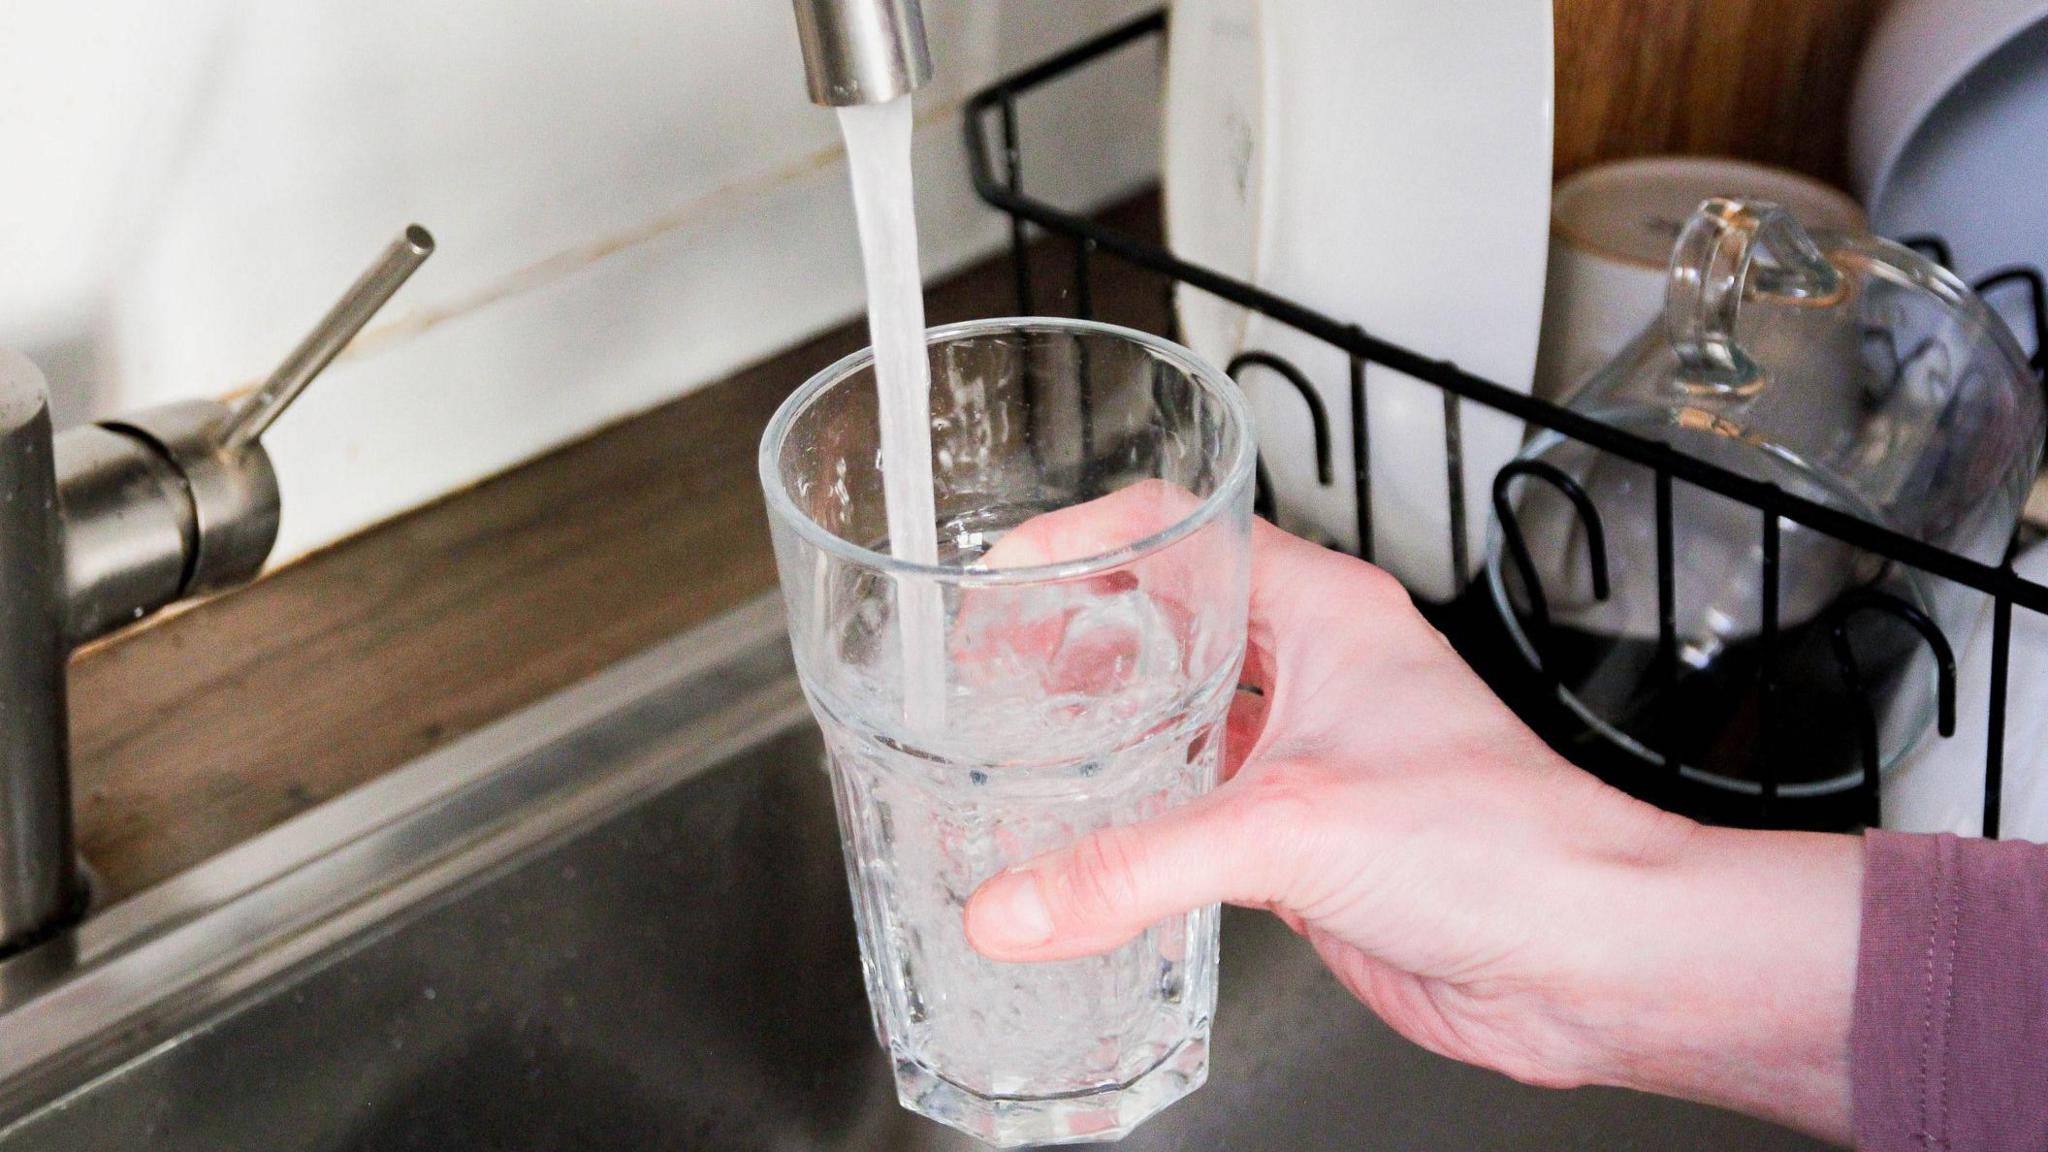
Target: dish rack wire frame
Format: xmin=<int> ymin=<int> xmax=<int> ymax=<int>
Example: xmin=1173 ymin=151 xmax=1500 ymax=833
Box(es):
xmin=964 ymin=8 xmax=2048 ymax=835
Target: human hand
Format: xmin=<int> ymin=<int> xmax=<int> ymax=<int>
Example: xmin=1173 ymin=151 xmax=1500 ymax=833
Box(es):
xmin=964 ymin=491 xmax=1861 ymax=1143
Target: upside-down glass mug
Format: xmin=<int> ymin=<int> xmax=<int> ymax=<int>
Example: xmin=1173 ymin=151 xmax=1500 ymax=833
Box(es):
xmin=761 ymin=318 xmax=1256 ymax=1147
xmin=1489 ymin=198 xmax=2046 ymax=797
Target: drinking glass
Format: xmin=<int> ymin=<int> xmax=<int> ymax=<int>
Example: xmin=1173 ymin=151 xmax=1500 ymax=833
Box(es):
xmin=759 ymin=318 xmax=1256 ymax=1147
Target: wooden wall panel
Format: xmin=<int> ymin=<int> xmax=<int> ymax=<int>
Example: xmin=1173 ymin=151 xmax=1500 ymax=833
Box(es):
xmin=1555 ymin=0 xmax=1894 ymax=187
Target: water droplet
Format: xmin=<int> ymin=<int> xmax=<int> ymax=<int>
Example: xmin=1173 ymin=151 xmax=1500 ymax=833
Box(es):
xmin=1159 ymin=961 xmax=1184 ymax=1002
xmin=902 ymin=953 xmax=927 ymax=1023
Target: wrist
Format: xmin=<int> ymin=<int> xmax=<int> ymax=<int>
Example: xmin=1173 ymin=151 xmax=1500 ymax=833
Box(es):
xmin=1574 ymin=823 xmax=1862 ymax=1142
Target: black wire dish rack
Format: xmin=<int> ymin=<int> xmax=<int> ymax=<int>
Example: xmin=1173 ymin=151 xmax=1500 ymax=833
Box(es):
xmin=961 ymin=10 xmax=2048 ymax=835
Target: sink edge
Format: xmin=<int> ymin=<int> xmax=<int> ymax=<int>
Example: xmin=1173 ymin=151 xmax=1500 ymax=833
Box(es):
xmin=0 ymin=594 xmax=805 ymax=1128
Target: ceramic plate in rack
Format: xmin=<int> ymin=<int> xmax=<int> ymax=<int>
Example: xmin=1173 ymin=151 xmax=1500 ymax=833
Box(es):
xmin=1164 ymin=0 xmax=1554 ymax=601
xmin=1163 ymin=0 xmax=1272 ymax=377
xmin=1851 ymin=0 xmax=2048 ymax=337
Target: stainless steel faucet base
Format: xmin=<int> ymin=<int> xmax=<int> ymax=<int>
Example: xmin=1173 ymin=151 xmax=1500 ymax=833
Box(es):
xmin=58 ymin=402 xmax=284 ymax=642
xmin=106 ymin=401 xmax=283 ymax=598
xmin=0 ymin=352 xmax=74 ymax=957
xmin=0 ymin=230 xmax=433 ymax=956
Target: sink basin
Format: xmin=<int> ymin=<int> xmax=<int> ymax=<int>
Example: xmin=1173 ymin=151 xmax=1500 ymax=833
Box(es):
xmin=0 ymin=599 xmax=1825 ymax=1151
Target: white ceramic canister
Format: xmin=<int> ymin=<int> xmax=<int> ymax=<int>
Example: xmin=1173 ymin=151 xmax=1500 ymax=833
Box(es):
xmin=1534 ymin=157 xmax=1866 ymax=405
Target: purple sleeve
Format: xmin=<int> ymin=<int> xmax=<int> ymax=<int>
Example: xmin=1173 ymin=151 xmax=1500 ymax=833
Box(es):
xmin=1853 ymin=829 xmax=2048 ymax=1151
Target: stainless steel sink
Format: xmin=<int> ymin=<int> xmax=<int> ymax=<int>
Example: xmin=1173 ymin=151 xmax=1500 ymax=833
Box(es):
xmin=0 ymin=599 xmax=1826 ymax=1151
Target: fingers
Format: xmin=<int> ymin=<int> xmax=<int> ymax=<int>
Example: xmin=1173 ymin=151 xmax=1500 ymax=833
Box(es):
xmin=980 ymin=479 xmax=1204 ymax=570
xmin=951 ymin=481 xmax=1208 ymax=699
xmin=1221 ymin=685 xmax=1270 ymax=780
xmin=977 ymin=478 xmax=1364 ymax=654
xmin=956 ymin=484 xmax=1423 ymax=965
xmin=964 ymin=781 xmax=1299 ymax=962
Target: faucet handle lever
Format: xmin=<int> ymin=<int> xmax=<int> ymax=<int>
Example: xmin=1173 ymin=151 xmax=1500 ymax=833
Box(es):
xmin=221 ymin=225 xmax=435 ymax=452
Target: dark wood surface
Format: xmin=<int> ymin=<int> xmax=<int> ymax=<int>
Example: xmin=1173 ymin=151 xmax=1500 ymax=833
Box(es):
xmin=68 ymin=198 xmax=1168 ymax=904
xmin=1556 ymin=0 xmax=1892 ymax=186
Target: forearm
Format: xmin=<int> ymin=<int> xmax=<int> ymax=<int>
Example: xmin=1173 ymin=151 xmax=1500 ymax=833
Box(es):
xmin=1852 ymin=830 xmax=2048 ymax=1152
xmin=1569 ymin=825 xmax=1862 ymax=1144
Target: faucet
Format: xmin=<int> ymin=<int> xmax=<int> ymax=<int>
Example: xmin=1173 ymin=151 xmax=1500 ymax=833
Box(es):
xmin=0 ymin=0 xmax=931 ymax=955
xmin=0 ymin=227 xmax=434 ymax=957
xmin=792 ymin=0 xmax=931 ymax=106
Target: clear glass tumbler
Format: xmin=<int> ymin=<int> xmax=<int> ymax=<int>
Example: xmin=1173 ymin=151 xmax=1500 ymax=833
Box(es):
xmin=759 ymin=318 xmax=1255 ymax=1146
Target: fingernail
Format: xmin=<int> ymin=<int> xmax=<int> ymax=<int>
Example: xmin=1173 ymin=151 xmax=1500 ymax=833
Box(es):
xmin=970 ymin=870 xmax=1055 ymax=952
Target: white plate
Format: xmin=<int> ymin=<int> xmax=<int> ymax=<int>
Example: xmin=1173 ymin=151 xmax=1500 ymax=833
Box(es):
xmin=1163 ymin=0 xmax=1272 ymax=376
xmin=1165 ymin=0 xmax=1554 ymax=601
xmin=1851 ymin=0 xmax=2048 ymax=339
xmin=1850 ymin=0 xmax=2048 ymax=205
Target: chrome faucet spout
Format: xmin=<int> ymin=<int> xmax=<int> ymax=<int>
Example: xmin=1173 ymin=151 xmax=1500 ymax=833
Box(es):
xmin=792 ymin=0 xmax=931 ymax=107
xmin=0 ymin=228 xmax=434 ymax=958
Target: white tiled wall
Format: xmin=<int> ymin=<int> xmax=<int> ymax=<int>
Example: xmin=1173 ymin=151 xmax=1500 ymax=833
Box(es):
xmin=0 ymin=0 xmax=1160 ymax=563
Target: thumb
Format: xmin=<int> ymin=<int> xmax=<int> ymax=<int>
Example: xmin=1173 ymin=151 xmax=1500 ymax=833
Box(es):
xmin=963 ymin=784 xmax=1295 ymax=962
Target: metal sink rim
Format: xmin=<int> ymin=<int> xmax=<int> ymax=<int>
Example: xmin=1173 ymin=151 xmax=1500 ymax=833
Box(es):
xmin=0 ymin=595 xmax=804 ymax=1130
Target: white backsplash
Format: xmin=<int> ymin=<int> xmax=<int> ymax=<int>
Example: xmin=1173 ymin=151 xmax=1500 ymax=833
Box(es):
xmin=0 ymin=0 xmax=1159 ymax=564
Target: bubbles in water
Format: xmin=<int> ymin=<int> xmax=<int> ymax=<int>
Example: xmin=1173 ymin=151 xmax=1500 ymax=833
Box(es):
xmin=827 ymin=590 xmax=1229 ymax=1104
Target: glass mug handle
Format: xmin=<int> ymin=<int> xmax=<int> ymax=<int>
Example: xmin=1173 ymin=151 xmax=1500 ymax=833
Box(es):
xmin=1665 ymin=197 xmax=1842 ymax=392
